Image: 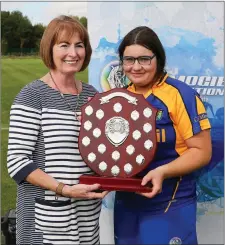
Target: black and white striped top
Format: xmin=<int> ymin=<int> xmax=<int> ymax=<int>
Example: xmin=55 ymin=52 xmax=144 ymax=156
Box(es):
xmin=7 ymin=80 xmax=102 ymax=245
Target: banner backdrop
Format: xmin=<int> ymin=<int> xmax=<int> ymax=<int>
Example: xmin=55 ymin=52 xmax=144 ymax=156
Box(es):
xmin=88 ymin=2 xmax=224 ymax=244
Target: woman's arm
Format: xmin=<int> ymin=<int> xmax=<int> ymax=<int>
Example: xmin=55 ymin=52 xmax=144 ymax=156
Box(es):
xmin=140 ymin=88 xmax=212 ymax=198
xmin=140 ymin=129 xmax=212 ymax=198
xmin=158 ymin=129 xmax=212 ymax=178
xmin=26 ymin=169 xmax=107 ymax=199
xmin=7 ymin=86 xmax=107 ymax=199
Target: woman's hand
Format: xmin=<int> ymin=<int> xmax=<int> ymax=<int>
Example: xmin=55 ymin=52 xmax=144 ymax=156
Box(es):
xmin=62 ymin=183 xmax=109 ymax=199
xmin=138 ymin=167 xmax=165 ymax=198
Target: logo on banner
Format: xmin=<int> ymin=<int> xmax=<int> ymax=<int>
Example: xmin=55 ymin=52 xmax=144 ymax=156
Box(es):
xmin=100 ymin=60 xmax=129 ymax=91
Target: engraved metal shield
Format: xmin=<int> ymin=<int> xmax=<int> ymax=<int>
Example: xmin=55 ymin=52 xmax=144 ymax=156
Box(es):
xmin=105 ymin=116 xmax=129 ymax=147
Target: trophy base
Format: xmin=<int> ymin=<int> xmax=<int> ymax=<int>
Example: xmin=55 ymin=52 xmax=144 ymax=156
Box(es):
xmin=79 ymin=175 xmax=153 ymax=192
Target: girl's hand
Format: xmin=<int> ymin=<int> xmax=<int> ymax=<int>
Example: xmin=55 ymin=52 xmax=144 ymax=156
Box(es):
xmin=137 ymin=167 xmax=165 ymax=198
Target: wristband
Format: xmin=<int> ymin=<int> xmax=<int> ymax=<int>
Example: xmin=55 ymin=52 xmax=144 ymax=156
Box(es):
xmin=55 ymin=182 xmax=65 ymax=200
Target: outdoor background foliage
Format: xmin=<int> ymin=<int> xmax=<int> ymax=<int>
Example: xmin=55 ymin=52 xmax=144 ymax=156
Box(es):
xmin=1 ymin=10 xmax=87 ymax=56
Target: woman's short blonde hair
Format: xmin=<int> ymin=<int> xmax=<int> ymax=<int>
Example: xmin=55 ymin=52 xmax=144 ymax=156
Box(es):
xmin=40 ymin=15 xmax=92 ymax=71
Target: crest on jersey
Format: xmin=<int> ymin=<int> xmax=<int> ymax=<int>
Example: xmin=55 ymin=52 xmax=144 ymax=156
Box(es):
xmin=156 ymin=109 xmax=163 ymax=121
xmin=169 ymin=237 xmax=182 ymax=245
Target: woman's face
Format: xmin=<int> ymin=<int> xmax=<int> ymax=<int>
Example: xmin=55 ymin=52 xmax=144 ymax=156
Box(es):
xmin=52 ymin=31 xmax=85 ymax=74
xmin=122 ymin=44 xmax=157 ymax=88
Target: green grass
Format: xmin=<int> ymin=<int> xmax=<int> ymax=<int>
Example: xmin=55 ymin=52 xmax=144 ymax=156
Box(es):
xmin=1 ymin=58 xmax=88 ymax=215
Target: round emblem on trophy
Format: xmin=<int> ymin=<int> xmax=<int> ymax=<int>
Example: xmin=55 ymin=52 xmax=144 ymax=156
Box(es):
xmin=105 ymin=117 xmax=129 ymax=147
xmin=78 ymin=88 xmax=157 ymax=182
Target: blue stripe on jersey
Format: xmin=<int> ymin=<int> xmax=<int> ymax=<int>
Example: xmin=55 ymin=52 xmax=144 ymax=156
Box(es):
xmin=165 ymin=77 xmax=201 ymax=134
xmin=146 ymin=94 xmax=179 ymax=169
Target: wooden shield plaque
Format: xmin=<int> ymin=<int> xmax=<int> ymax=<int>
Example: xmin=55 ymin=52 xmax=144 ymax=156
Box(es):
xmin=78 ymin=88 xmax=157 ymax=192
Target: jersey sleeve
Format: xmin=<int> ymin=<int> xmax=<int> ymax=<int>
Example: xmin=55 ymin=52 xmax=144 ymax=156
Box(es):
xmin=174 ymin=89 xmax=211 ymax=140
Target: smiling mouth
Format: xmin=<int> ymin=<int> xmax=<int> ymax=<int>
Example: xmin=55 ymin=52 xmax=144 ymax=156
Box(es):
xmin=132 ymin=73 xmax=143 ymax=76
xmin=64 ymin=60 xmax=78 ymax=64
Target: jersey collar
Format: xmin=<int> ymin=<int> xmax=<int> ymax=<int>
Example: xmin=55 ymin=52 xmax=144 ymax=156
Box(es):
xmin=127 ymin=73 xmax=169 ymax=98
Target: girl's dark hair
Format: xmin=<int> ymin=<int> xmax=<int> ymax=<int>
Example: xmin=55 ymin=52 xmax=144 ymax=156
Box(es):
xmin=118 ymin=26 xmax=166 ymax=82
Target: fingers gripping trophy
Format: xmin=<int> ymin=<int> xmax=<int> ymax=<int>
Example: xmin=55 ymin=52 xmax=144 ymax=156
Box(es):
xmin=79 ymin=88 xmax=157 ymax=192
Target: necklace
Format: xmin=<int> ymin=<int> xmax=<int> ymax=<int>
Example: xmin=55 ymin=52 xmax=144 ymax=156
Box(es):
xmin=49 ymin=71 xmax=80 ymax=120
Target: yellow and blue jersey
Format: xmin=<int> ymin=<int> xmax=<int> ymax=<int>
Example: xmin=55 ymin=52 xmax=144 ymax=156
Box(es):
xmin=116 ymin=74 xmax=211 ymax=212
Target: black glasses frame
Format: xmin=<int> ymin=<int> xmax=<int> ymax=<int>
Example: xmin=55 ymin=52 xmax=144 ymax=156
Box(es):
xmin=122 ymin=54 xmax=156 ymax=66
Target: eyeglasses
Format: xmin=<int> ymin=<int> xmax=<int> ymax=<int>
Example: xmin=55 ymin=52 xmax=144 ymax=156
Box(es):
xmin=122 ymin=55 xmax=156 ymax=66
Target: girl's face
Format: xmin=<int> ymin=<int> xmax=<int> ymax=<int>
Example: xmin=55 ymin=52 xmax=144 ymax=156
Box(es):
xmin=52 ymin=31 xmax=85 ymax=74
xmin=122 ymin=44 xmax=157 ymax=88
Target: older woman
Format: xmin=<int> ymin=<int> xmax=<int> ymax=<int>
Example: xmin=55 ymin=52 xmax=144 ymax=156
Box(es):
xmin=7 ymin=15 xmax=107 ymax=245
xmin=114 ymin=26 xmax=212 ymax=244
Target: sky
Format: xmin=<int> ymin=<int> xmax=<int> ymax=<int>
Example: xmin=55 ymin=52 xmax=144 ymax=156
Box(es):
xmin=1 ymin=0 xmax=212 ymax=26
xmin=1 ymin=2 xmax=87 ymax=25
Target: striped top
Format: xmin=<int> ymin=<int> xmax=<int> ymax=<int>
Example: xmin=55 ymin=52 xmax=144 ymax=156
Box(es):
xmin=116 ymin=75 xmax=211 ymax=212
xmin=7 ymin=80 xmax=102 ymax=245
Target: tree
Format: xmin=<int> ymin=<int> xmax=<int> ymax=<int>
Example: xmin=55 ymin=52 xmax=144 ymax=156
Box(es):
xmin=32 ymin=24 xmax=45 ymax=50
xmin=79 ymin=17 xmax=87 ymax=29
xmin=1 ymin=11 xmax=20 ymax=51
xmin=1 ymin=10 xmax=45 ymax=55
xmin=1 ymin=11 xmax=10 ymax=54
xmin=69 ymin=15 xmax=87 ymax=29
xmin=1 ymin=10 xmax=87 ymax=55
xmin=1 ymin=11 xmax=32 ymax=54
xmin=17 ymin=14 xmax=33 ymax=55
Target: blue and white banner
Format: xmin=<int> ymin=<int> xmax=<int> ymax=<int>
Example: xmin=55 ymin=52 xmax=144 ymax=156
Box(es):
xmin=88 ymin=2 xmax=224 ymax=244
